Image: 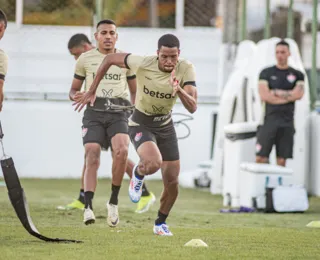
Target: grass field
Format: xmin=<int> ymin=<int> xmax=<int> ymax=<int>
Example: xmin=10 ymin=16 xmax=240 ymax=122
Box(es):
xmin=1 ymin=179 xmax=320 ymax=260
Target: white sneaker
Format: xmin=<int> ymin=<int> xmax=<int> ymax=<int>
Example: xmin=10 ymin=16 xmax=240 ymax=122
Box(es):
xmin=153 ymin=223 xmax=173 ymax=236
xmin=107 ymin=203 xmax=119 ymax=227
xmin=83 ymin=208 xmax=95 ymax=225
xmin=129 ymin=165 xmax=144 ymax=203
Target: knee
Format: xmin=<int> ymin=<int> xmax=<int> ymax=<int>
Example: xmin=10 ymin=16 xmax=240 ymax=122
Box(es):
xmin=113 ymin=144 xmax=128 ymax=161
xmin=142 ymin=158 xmax=162 ymax=175
xmin=164 ymin=178 xmax=179 ymax=195
xmin=85 ymin=147 xmax=100 ymax=168
xmin=167 ymin=178 xmax=179 ymax=190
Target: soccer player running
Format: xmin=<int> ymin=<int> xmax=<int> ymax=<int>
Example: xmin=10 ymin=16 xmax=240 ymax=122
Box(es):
xmin=69 ymin=20 xmax=156 ymax=226
xmin=74 ymin=34 xmax=197 ymax=236
xmin=0 ymin=9 xmax=8 ymax=112
xmin=256 ymin=40 xmax=304 ymax=166
xmin=59 ymin=33 xmax=155 ymax=214
xmin=0 ymin=9 xmax=7 ymax=187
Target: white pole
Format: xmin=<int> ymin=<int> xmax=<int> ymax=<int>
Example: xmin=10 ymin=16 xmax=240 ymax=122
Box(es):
xmin=149 ymin=0 xmax=159 ymax=27
xmin=15 ymin=0 xmax=23 ymax=29
xmin=175 ymin=0 xmax=184 ymax=30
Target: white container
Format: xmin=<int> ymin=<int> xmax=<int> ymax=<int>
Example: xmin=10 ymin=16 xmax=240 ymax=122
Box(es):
xmin=222 ymin=122 xmax=258 ymax=207
xmin=239 ymin=162 xmax=293 ymax=209
xmin=309 ymin=111 xmax=320 ymax=196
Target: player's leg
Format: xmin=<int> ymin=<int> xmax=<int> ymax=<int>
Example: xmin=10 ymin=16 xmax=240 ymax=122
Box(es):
xmin=126 ymin=157 xmax=156 ymax=213
xmin=255 ymin=124 xmax=277 ymax=164
xmin=153 ymin=160 xmax=179 ymax=236
xmin=275 ymin=126 xmax=295 ymax=166
xmin=128 ymin=125 xmax=162 ymax=203
xmin=56 ymin=156 xmax=86 ymax=210
xmin=153 ymin=122 xmax=180 ymax=236
xmin=105 ymin=115 xmax=130 ymax=227
xmin=82 ymin=110 xmax=105 ymax=225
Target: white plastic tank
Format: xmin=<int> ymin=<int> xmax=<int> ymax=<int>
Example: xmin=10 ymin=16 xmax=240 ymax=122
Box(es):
xmin=222 ymin=122 xmax=258 ymax=207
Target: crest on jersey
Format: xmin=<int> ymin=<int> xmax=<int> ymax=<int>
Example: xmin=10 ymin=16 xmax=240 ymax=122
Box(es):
xmin=135 ymin=132 xmax=143 ymax=142
xmin=287 ymin=74 xmax=296 ymax=83
xmin=82 ymin=128 xmax=88 ymax=137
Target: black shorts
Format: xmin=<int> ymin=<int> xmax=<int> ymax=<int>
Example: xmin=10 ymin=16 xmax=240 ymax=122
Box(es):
xmin=129 ymin=111 xmax=179 ymax=161
xmin=256 ymin=123 xmax=295 ymax=159
xmin=82 ymin=108 xmax=129 ymax=150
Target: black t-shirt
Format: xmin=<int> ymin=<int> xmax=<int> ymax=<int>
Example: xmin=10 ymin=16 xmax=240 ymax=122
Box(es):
xmin=259 ymin=65 xmax=304 ymax=125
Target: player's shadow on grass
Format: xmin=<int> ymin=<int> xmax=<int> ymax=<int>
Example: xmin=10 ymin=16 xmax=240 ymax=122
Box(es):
xmin=96 ymin=215 xmax=106 ymax=219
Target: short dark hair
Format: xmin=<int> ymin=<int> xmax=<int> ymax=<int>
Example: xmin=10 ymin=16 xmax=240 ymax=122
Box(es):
xmin=0 ymin=9 xmax=7 ymax=29
xmin=158 ymin=34 xmax=180 ymax=50
xmin=276 ymin=39 xmax=290 ymax=49
xmin=96 ymin=19 xmax=116 ymax=29
xmin=68 ymin=34 xmax=91 ymax=49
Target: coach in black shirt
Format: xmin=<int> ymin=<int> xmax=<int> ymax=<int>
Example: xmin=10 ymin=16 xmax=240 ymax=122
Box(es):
xmin=256 ymin=40 xmax=305 ymax=166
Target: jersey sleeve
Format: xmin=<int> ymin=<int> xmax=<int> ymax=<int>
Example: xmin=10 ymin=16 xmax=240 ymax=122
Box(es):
xmin=74 ymin=54 xmax=86 ymax=80
xmin=0 ymin=51 xmax=8 ymax=81
xmin=125 ymin=54 xmax=145 ymax=73
xmin=126 ymin=69 xmax=136 ymax=80
xmin=181 ymin=64 xmax=196 ymax=87
xmin=259 ymin=68 xmax=269 ymax=85
xmin=296 ymin=71 xmax=305 ymax=83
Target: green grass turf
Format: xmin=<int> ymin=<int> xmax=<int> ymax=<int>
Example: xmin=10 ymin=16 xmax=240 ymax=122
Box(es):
xmin=0 ymin=179 xmax=320 ymax=260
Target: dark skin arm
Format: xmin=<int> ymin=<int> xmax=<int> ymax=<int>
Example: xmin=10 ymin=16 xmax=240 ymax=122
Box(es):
xmin=73 ymin=53 xmax=129 ymax=112
xmin=127 ymin=77 xmax=137 ymax=105
xmin=171 ymin=69 xmax=197 ymax=114
xmin=69 ymin=78 xmax=85 ymax=102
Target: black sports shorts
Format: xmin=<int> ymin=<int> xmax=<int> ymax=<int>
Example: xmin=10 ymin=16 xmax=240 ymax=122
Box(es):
xmin=128 ymin=110 xmax=179 ymax=161
xmin=256 ymin=122 xmax=295 ymax=159
xmin=82 ymin=97 xmax=130 ymax=150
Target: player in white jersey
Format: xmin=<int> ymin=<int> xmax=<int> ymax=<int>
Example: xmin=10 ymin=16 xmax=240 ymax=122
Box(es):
xmin=57 ymin=33 xmax=155 ymax=214
xmin=0 ymin=9 xmax=8 ymax=112
xmin=74 ymin=34 xmax=198 ymax=235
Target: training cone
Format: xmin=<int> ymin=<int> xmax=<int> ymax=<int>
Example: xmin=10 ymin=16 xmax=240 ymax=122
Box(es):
xmin=306 ymin=221 xmax=320 ymax=228
xmin=184 ymin=239 xmax=208 ymax=247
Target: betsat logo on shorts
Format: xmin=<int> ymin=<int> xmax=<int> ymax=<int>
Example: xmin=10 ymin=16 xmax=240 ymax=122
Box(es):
xmin=82 ymin=128 xmax=88 ymax=137
xmin=143 ymin=86 xmax=174 ymax=99
xmin=134 ymin=132 xmax=143 ymax=142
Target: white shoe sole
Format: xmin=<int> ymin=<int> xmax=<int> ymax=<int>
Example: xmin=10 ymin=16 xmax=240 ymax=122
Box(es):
xmin=107 ymin=218 xmax=119 ymax=227
xmin=107 ymin=203 xmax=120 ymax=227
xmin=83 ymin=210 xmax=95 ymax=225
xmin=84 ymin=218 xmax=95 ymax=225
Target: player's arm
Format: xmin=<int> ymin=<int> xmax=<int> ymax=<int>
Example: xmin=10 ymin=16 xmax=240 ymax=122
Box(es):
xmin=69 ymin=78 xmax=84 ymax=101
xmin=274 ymin=73 xmax=305 ymax=102
xmin=176 ymin=85 xmax=197 ymax=114
xmin=258 ymin=70 xmax=289 ymax=105
xmin=0 ymin=52 xmax=8 ymax=112
xmin=173 ymin=65 xmax=197 ymax=114
xmin=74 ymin=54 xmax=143 ymax=112
xmin=127 ymin=76 xmax=137 ymax=105
xmin=0 ymin=79 xmax=4 ymax=112
xmin=88 ymin=53 xmax=129 ymax=95
xmin=69 ymin=54 xmax=85 ymax=102
xmin=126 ymin=68 xmax=137 ymax=104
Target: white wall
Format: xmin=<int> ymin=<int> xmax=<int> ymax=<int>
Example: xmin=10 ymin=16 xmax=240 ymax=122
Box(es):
xmin=1 ymin=23 xmax=222 ymax=98
xmin=0 ymin=101 xmax=216 ymax=179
